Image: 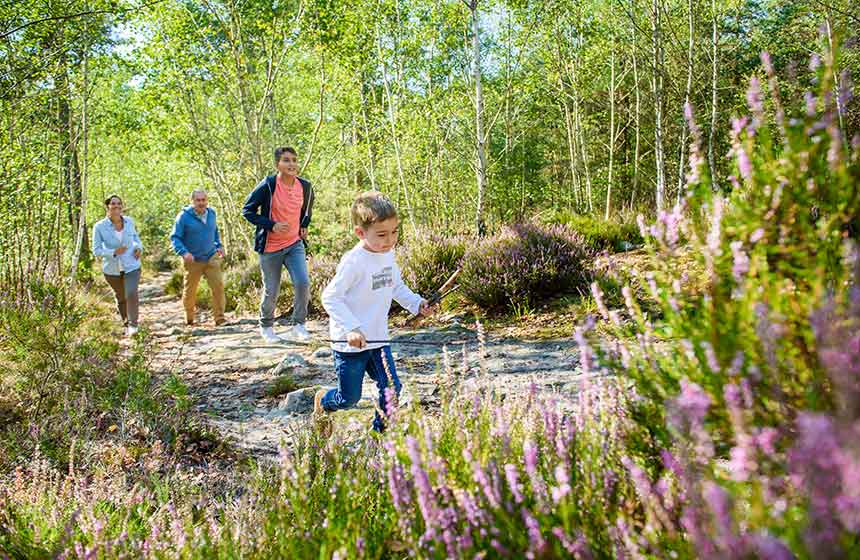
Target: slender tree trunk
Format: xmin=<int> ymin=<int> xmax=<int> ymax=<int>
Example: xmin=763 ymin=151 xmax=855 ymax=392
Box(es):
xmin=561 ymin=99 xmax=582 ymax=210
xmin=631 ymin=20 xmax=641 ymax=210
xmin=71 ymin=36 xmax=90 ymax=279
xmin=651 ymin=0 xmax=666 ymax=212
xmin=469 ymin=0 xmax=488 ymax=236
xmin=708 ymin=0 xmax=719 ymax=190
xmin=825 ymin=13 xmax=846 ymax=136
xmin=358 ymin=78 xmax=378 ymax=190
xmin=301 ymin=56 xmax=327 ymax=175
xmin=606 ymin=36 xmax=616 ymax=220
xmin=574 ymin=88 xmax=593 ymax=213
xmin=677 ymin=0 xmax=695 ymax=203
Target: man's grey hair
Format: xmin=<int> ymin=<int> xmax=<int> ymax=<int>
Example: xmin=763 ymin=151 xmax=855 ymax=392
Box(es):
xmin=191 ymin=189 xmax=207 ymax=199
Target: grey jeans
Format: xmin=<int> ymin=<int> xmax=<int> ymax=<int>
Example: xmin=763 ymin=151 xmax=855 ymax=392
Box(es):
xmin=259 ymin=239 xmax=310 ymax=328
xmin=104 ymin=268 xmax=141 ymax=327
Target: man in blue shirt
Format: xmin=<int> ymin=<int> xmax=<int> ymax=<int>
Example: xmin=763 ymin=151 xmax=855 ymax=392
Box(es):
xmin=170 ymin=190 xmax=227 ymax=326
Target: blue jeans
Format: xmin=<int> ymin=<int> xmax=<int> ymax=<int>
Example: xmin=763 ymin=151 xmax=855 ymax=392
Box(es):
xmin=259 ymin=239 xmax=309 ymax=327
xmin=321 ymin=346 xmax=402 ymax=432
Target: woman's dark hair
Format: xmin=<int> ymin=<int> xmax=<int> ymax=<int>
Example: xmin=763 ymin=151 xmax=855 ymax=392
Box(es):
xmin=104 ymin=195 xmax=122 ymax=208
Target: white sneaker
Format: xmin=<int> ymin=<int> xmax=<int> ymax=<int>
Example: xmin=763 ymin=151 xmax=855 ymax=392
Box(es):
xmin=260 ymin=326 xmax=281 ymax=343
xmin=291 ymin=324 xmax=312 ymax=342
xmin=126 ymin=325 xmax=139 ymax=337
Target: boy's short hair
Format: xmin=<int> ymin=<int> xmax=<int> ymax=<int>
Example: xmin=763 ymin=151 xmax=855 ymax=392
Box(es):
xmin=274 ymin=146 xmax=297 ymax=162
xmin=351 ymin=191 xmax=398 ymax=229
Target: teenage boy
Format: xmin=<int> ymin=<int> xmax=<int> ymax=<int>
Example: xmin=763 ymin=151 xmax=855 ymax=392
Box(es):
xmin=314 ymin=191 xmax=433 ymax=433
xmin=242 ymin=146 xmax=315 ymax=343
xmin=170 ymin=190 xmax=226 ymax=326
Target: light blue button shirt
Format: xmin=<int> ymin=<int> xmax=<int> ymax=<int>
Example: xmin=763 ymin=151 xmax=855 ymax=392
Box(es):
xmin=92 ymin=216 xmax=144 ymax=276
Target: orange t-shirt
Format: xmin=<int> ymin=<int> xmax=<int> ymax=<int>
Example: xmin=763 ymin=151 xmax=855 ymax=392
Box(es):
xmin=264 ymin=175 xmax=303 ymax=253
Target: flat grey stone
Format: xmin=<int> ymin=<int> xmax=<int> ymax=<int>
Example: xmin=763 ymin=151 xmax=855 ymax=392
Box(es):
xmin=271 ymin=353 xmax=307 ymax=376
xmin=313 ymin=347 xmax=332 ymax=358
xmin=277 ymin=387 xmax=320 ymax=414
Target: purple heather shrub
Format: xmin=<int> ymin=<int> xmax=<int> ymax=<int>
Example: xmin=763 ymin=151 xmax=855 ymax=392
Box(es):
xmin=398 ymin=232 xmax=466 ymax=297
xmin=788 ymin=413 xmax=843 ymax=556
xmin=521 ymin=507 xmax=547 ymax=559
xmin=459 ymin=222 xmax=594 ymax=311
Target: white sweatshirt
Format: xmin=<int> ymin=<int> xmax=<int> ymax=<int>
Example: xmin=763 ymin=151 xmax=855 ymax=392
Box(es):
xmin=322 ymin=243 xmax=424 ymax=353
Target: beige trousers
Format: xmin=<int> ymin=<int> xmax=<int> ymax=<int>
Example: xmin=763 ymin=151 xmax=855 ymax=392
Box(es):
xmin=182 ymin=256 xmax=225 ymax=324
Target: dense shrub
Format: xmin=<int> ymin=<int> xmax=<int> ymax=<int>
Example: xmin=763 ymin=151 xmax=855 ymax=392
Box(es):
xmin=545 ymin=212 xmax=643 ymax=252
xmin=459 ymin=222 xmax=594 ymax=311
xmin=587 ymin=54 xmax=859 ymax=430
xmin=0 ymin=281 xmax=191 ymax=469
xmin=398 ymin=232 xmax=466 ymax=297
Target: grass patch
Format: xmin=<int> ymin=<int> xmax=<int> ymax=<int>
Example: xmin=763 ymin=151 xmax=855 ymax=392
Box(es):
xmin=267 ymin=374 xmax=300 ymax=398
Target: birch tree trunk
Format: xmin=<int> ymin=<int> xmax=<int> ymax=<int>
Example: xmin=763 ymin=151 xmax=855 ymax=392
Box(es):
xmin=651 ymin=0 xmax=667 ymax=213
xmin=708 ymin=0 xmax=719 ymax=190
xmin=468 ymin=0 xmax=489 ymax=236
xmin=605 ymin=36 xmax=616 ymax=220
xmin=70 ymin=34 xmax=89 ymax=279
xmin=630 ymin=20 xmax=641 ymax=210
xmin=676 ymin=0 xmax=695 ymax=203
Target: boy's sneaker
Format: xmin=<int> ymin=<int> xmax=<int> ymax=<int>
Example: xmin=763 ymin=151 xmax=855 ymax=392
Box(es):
xmin=260 ymin=326 xmax=281 ymax=343
xmin=126 ymin=325 xmax=139 ymax=337
xmin=313 ymin=389 xmax=332 ymax=438
xmin=291 ymin=323 xmax=312 ymax=342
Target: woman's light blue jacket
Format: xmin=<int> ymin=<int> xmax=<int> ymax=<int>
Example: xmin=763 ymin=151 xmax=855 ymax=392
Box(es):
xmin=92 ymin=216 xmax=143 ymax=276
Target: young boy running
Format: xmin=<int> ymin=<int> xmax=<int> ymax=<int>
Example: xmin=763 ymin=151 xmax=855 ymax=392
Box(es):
xmin=315 ymin=191 xmax=432 ymax=433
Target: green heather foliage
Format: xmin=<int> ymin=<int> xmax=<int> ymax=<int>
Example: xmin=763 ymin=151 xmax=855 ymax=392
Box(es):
xmin=587 ymin=53 xmax=860 ymax=430
xmin=398 ymin=232 xmax=466 ymax=297
xmin=0 ymin=376 xmax=656 ymax=558
xmin=547 ymin=212 xmax=643 ymax=253
xmin=459 ymin=223 xmax=594 ymax=312
xmin=0 ymin=282 xmax=193 ymax=469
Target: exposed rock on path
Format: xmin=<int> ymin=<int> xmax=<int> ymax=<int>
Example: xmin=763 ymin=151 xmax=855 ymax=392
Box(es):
xmin=139 ymin=273 xmax=586 ymax=459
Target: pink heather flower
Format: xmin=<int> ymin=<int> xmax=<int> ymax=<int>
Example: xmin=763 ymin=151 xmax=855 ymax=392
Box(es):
xmin=574 ymin=326 xmax=594 ymax=374
xmin=806 ymin=91 xmax=818 ymax=117
xmin=700 ymin=341 xmax=720 ymax=372
xmin=521 ymin=508 xmax=546 ymax=558
xmin=731 ymin=116 xmax=749 ymax=138
xmin=591 ymin=282 xmax=609 ymax=319
xmin=746 ymin=76 xmax=764 ymax=131
xmin=730 ymin=241 xmax=750 ymax=284
xmin=728 ymin=441 xmax=756 ymax=482
xmin=553 ymin=527 xmax=593 ymax=559
xmin=756 ymin=428 xmax=779 ymax=455
xmin=760 ymin=51 xmax=773 ymax=73
xmin=704 ymin=481 xmax=741 ymax=554
xmin=636 ymin=214 xmax=648 ymax=240
xmin=737 ymin=148 xmax=753 ymax=180
xmin=750 ymin=534 xmax=794 ymax=560
xmin=523 ymin=441 xmax=548 ymax=510
xmin=551 ymin=464 xmax=572 ymax=503
xmin=810 ymin=53 xmax=821 ymax=71
xmin=750 ymin=228 xmax=765 ymax=243
xmin=676 ymin=379 xmax=712 ymax=425
xmin=505 ymin=464 xmax=525 ymax=504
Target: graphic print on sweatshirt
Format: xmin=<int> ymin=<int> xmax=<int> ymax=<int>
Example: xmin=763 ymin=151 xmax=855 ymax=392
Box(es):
xmin=372 ymin=266 xmax=393 ymax=290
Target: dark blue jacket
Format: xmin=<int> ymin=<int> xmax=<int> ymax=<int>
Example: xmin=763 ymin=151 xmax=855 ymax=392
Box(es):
xmin=242 ymin=175 xmax=314 ymax=253
xmin=170 ymin=206 xmax=222 ymax=261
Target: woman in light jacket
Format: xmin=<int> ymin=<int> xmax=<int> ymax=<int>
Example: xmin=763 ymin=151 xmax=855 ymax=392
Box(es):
xmin=92 ymin=195 xmax=144 ymax=336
